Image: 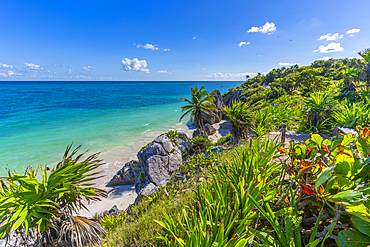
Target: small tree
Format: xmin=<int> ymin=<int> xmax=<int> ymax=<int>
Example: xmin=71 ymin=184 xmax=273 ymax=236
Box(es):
xmin=178 ymin=85 xmax=216 ymax=132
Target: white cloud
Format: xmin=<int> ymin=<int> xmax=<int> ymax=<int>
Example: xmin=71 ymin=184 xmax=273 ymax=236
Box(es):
xmin=0 ymin=70 xmax=15 ymax=77
xmin=97 ymin=76 xmax=117 ymax=80
xmin=317 ymin=56 xmax=332 ymax=60
xmin=0 ymin=63 xmax=13 ymax=69
xmin=136 ymin=43 xmax=159 ymax=50
xmin=51 ymin=63 xmax=62 ymax=67
xmin=346 ymin=28 xmax=360 ymax=36
xmin=279 ymin=62 xmax=300 ymax=66
xmin=81 ymin=65 xmax=95 ymax=71
xmin=206 ymin=72 xmax=257 ymax=80
xmin=314 ymin=42 xmax=344 ymax=53
xmin=121 ymin=58 xmax=149 ymax=73
xmin=238 ymin=41 xmax=250 ymax=47
xmin=75 ymin=75 xmax=90 ymax=79
xmin=247 ymin=22 xmax=276 ymax=34
xmin=24 ymin=62 xmax=43 ymax=71
xmin=192 ymin=37 xmax=198 ymax=39
xmin=158 ymin=70 xmax=167 ymax=73
xmin=318 ymin=33 xmax=343 ymax=41
xmin=163 ymin=48 xmax=170 ymax=51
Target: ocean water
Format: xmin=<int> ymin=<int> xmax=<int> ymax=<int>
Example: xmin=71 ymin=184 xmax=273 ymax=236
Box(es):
xmin=0 ymin=81 xmax=238 ymax=177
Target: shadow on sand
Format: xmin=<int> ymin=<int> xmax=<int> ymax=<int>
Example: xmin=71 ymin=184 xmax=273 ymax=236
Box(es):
xmin=105 ymin=184 xmax=135 ymax=199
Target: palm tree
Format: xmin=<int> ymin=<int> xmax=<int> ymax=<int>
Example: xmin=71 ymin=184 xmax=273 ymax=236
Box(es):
xmin=178 ymin=85 xmax=217 ymax=132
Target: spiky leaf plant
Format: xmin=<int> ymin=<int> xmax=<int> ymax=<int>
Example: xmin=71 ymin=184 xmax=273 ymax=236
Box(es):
xmin=0 ymin=144 xmax=107 ymax=247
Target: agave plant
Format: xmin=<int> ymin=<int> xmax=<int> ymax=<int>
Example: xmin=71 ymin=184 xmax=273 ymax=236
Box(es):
xmin=0 ymin=145 xmax=107 ymax=246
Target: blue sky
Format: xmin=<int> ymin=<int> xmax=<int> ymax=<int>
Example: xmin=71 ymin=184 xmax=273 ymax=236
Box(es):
xmin=0 ymin=0 xmax=369 ymax=81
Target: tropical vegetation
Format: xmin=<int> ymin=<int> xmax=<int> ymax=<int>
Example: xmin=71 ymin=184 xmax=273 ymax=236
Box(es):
xmin=3 ymin=51 xmax=370 ymax=247
xmin=0 ymin=145 xmax=107 ymax=247
xmin=178 ymin=85 xmax=217 ymax=132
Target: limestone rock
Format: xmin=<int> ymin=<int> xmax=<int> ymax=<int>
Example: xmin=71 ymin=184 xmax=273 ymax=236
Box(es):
xmin=109 ymin=160 xmax=143 ymax=186
xmin=223 ymin=89 xmax=244 ymax=107
xmin=201 ymin=89 xmax=225 ymax=124
xmin=204 ymin=123 xmax=216 ymax=135
xmin=137 ymin=134 xmax=182 ymax=186
xmin=178 ymin=131 xmax=189 ymax=139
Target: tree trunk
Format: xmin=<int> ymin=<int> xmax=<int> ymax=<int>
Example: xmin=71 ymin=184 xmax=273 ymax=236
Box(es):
xmin=196 ymin=110 xmax=204 ymax=131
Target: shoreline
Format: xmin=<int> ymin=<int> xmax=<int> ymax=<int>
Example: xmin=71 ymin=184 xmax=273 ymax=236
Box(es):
xmin=77 ymin=121 xmax=230 ymax=218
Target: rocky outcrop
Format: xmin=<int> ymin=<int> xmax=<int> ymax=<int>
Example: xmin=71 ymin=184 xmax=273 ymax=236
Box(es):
xmin=201 ymin=89 xmax=225 ymax=124
xmin=223 ymin=89 xmax=244 ymax=107
xmin=137 ymin=134 xmax=182 ymax=186
xmin=109 ymin=160 xmax=143 ymax=186
xmin=205 ymin=123 xmax=216 ymax=135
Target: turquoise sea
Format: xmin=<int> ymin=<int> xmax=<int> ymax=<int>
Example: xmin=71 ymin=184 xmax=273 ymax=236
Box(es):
xmin=0 ymin=81 xmax=238 ymax=177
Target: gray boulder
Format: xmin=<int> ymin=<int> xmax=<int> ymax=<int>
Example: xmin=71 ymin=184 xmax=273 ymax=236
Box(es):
xmin=109 ymin=160 xmax=143 ymax=186
xmin=205 ymin=123 xmax=216 ymax=135
xmin=201 ymin=89 xmax=225 ymax=124
xmin=137 ymin=180 xmax=157 ymax=197
xmin=223 ymin=89 xmax=244 ymax=107
xmin=137 ymin=134 xmax=182 ymax=186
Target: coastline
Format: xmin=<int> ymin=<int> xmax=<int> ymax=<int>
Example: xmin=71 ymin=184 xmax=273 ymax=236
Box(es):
xmin=77 ymin=120 xmax=229 ymax=218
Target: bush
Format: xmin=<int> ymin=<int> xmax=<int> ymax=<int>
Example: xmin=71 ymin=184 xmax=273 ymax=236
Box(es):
xmin=190 ymin=134 xmax=212 ymax=154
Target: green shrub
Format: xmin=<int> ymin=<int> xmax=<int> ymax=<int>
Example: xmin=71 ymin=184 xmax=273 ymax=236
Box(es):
xmin=0 ymin=145 xmax=107 ymax=246
xmin=190 ymin=134 xmax=212 ymax=154
xmin=167 ymin=130 xmax=179 ymax=143
xmin=214 ymin=133 xmax=232 ymax=146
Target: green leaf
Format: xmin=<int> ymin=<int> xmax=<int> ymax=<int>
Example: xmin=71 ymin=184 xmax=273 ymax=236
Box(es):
xmin=305 ymin=240 xmax=319 ymax=247
xmin=344 ymin=203 xmax=370 ymax=222
xmin=250 ymin=229 xmax=280 ymax=247
xmin=328 ymin=190 xmax=367 ymax=205
xmin=234 ymin=239 xmax=249 ymax=247
xmin=315 ymin=166 xmax=335 ymax=189
xmin=352 ymin=216 xmax=370 ymax=237
xmin=337 ymin=229 xmax=370 ymax=246
xmin=321 ymin=222 xmax=336 ymax=247
xmin=309 ymin=206 xmax=324 ymax=243
xmin=334 ymin=153 xmax=354 ymax=176
xmin=311 ymin=134 xmax=323 ymax=146
xmin=341 ymin=134 xmax=356 ymax=147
